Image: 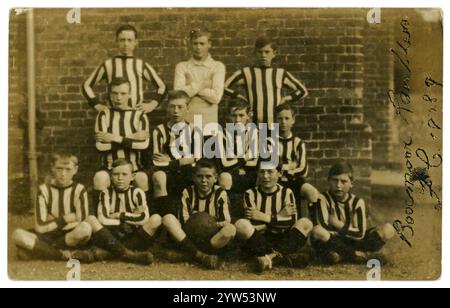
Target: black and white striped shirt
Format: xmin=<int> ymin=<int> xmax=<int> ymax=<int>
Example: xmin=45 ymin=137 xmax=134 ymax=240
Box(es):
xmin=97 ymin=186 xmax=149 ymax=227
xmin=35 ymin=182 xmax=89 ymax=234
xmin=224 ymin=66 xmax=308 ymax=125
xmin=311 ymin=192 xmax=367 ymax=240
xmin=278 ymin=134 xmax=308 ymax=180
xmin=83 ymin=56 xmax=167 ymax=108
xmin=152 ymin=122 xmax=195 ymax=170
xmin=181 ymin=186 xmax=231 ymax=225
xmin=244 ymin=184 xmax=297 ymax=233
xmin=95 ymin=108 xmax=150 ymax=171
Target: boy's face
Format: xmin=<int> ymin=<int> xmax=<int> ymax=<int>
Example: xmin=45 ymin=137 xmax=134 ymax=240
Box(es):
xmin=52 ymin=160 xmax=78 ymax=187
xmin=328 ymin=174 xmax=353 ymax=202
xmin=111 ymin=164 xmax=134 ymax=191
xmin=276 ymin=110 xmax=295 ymax=134
xmin=255 ymin=44 xmax=276 ymax=67
xmin=193 ymin=167 xmax=217 ymax=195
xmin=110 ymin=83 xmax=131 ymax=109
xmin=257 ymin=168 xmax=280 ymax=191
xmin=230 ymin=107 xmax=252 ymax=125
xmin=168 ymin=99 xmax=189 ymax=122
xmin=190 ymin=36 xmax=211 ymax=60
xmin=117 ymin=30 xmax=137 ymax=56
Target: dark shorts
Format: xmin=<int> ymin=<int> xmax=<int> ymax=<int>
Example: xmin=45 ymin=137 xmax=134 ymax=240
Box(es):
xmin=152 ymin=165 xmax=193 ymax=196
xmin=228 ymin=168 xmax=257 ymax=193
xmin=279 ymin=176 xmax=307 ymax=194
xmin=104 ymin=224 xmax=150 ymax=251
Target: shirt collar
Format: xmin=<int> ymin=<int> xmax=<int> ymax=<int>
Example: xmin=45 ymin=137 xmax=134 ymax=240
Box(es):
xmin=189 ymin=54 xmax=215 ymax=68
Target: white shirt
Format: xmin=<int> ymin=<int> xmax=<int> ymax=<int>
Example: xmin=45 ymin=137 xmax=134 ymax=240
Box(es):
xmin=174 ymin=55 xmax=226 ymax=133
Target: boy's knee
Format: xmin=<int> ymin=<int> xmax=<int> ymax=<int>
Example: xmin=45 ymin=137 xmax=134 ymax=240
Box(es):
xmin=301 ymin=183 xmax=320 ymax=203
xmin=377 ymin=223 xmax=396 ymax=242
xmin=218 ymin=172 xmax=233 ymax=190
xmin=311 ymin=225 xmax=331 ymax=242
xmin=13 ymin=229 xmax=36 ymax=249
xmin=162 ymin=214 xmax=179 ymax=227
xmin=293 ymin=218 xmax=313 ymax=236
xmin=152 ymin=171 xmax=167 ymax=192
xmin=221 ymin=223 xmax=237 ymax=239
xmin=93 ymin=171 xmax=110 ymax=191
xmin=135 ymin=171 xmax=149 ymax=192
xmin=74 ymin=222 xmax=93 ymax=241
xmin=149 ymin=214 xmax=163 ymax=227
xmin=235 ymin=219 xmax=254 ymax=240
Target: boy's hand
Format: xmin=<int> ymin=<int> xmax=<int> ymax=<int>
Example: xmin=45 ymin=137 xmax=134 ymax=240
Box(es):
xmin=95 ymin=104 xmax=109 ymax=113
xmin=153 ymin=153 xmax=171 ymax=163
xmin=96 ymin=132 xmax=122 ymax=143
xmin=280 ymin=96 xmax=292 ymax=105
xmin=278 ymin=203 xmax=297 ymax=218
xmin=245 ymin=208 xmax=270 ymax=223
xmin=63 ymin=213 xmax=77 ymax=224
xmin=329 ymin=207 xmax=345 ymax=230
xmin=137 ymin=101 xmax=158 ymax=114
xmin=129 ymin=131 xmax=149 ymax=141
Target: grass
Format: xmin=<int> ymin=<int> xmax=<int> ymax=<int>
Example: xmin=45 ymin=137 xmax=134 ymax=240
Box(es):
xmin=7 ymin=194 xmax=441 ymax=281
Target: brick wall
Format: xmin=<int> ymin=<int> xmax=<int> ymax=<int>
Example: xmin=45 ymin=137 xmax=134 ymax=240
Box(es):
xmin=9 ymin=8 xmax=376 ymax=209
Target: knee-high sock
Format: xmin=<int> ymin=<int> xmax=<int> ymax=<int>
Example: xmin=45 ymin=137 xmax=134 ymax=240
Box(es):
xmin=124 ymin=227 xmax=155 ymax=251
xmin=92 ymin=228 xmax=127 ymax=257
xmin=278 ymin=228 xmax=308 ymax=255
xmin=242 ymin=232 xmax=273 ymax=257
xmin=29 ymin=239 xmax=64 ymax=260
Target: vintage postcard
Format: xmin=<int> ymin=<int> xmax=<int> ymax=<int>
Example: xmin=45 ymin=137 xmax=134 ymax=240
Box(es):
xmin=7 ymin=7 xmax=443 ymax=281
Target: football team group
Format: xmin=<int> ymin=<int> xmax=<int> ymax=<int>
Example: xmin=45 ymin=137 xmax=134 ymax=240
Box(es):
xmin=12 ymin=25 xmax=396 ymax=273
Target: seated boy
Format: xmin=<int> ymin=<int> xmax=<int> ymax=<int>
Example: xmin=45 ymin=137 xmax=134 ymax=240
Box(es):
xmin=94 ymin=77 xmax=150 ymax=198
xmin=273 ymin=104 xmax=320 ymax=217
xmin=310 ymin=161 xmax=396 ymax=264
xmin=235 ymin=159 xmax=313 ymax=272
xmin=151 ymin=90 xmax=196 ymax=216
xmin=96 ymin=159 xmax=162 ymax=262
xmin=12 ymin=153 xmax=97 ymax=262
xmin=218 ymin=99 xmax=259 ymax=218
xmin=162 ymin=159 xmax=236 ymax=269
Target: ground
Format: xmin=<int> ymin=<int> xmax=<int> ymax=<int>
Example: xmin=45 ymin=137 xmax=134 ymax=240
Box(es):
xmin=8 ymin=194 xmax=441 ymax=281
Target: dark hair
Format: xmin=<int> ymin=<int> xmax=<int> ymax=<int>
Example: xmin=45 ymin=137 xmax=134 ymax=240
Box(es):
xmin=328 ymin=161 xmax=354 ymax=181
xmin=190 ymin=27 xmax=211 ymax=41
xmin=256 ymin=157 xmax=283 ymax=172
xmin=275 ymin=103 xmax=296 ymax=117
xmin=168 ymin=90 xmax=190 ymax=102
xmin=229 ymin=98 xmax=251 ymax=113
xmin=109 ymin=77 xmax=131 ymax=92
xmin=51 ymin=152 xmax=78 ymax=166
xmin=116 ymin=25 xmax=138 ymax=40
xmin=255 ymin=36 xmax=277 ymax=51
xmin=111 ymin=158 xmax=133 ymax=171
xmin=194 ymin=158 xmax=218 ymax=174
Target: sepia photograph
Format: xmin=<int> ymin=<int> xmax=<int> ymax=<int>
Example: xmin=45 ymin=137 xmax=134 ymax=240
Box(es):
xmin=7 ymin=7 xmax=443 ymax=281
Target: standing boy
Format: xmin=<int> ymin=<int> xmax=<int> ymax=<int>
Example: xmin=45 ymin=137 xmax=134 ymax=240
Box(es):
xmin=174 ymin=28 xmax=226 ymax=135
xmin=224 ymin=36 xmax=308 ymax=126
xmin=83 ymin=24 xmax=167 ymax=113
xmin=310 ymin=162 xmax=396 ymax=264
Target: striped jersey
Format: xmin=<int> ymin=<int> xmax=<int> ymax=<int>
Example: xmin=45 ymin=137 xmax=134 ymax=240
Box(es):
xmin=244 ymin=184 xmax=297 ymax=233
xmin=181 ymin=185 xmax=231 ymax=224
xmin=82 ymin=55 xmax=167 ymax=108
xmin=311 ymin=192 xmax=367 ymax=240
xmin=277 ymin=134 xmax=308 ymax=180
xmin=35 ymin=182 xmax=89 ymax=234
xmin=218 ymin=125 xmax=259 ymax=172
xmin=95 ymin=108 xmax=150 ymax=171
xmin=224 ymin=66 xmax=308 ymax=125
xmin=97 ymin=186 xmax=149 ymax=227
xmin=152 ymin=121 xmax=195 ymax=170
